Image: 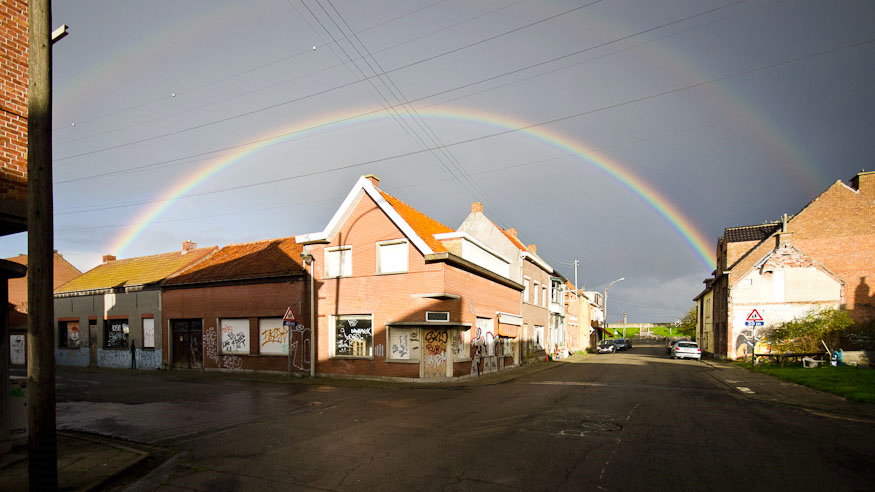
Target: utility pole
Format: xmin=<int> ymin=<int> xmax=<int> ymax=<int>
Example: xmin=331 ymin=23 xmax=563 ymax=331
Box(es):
xmin=623 ymin=311 xmax=627 ymax=338
xmin=27 ymin=0 xmax=58 ymax=489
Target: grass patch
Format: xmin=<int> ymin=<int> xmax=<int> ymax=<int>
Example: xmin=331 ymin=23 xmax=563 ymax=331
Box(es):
xmin=741 ymin=363 xmax=875 ymax=403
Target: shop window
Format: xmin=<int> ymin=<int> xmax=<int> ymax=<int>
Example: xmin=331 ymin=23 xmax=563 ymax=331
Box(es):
xmin=104 ymin=319 xmax=129 ymax=349
xmin=325 ymin=246 xmax=352 ymax=277
xmin=259 ymin=317 xmax=287 ymax=355
xmin=57 ymin=320 xmax=81 ymax=348
xmin=377 ymin=240 xmax=408 ymax=274
xmin=332 ymin=315 xmax=373 ymax=357
xmin=387 ymin=326 xmax=420 ymax=361
xmin=220 ymin=318 xmax=250 ymax=355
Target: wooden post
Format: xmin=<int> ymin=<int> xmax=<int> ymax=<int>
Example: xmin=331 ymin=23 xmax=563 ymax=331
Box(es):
xmin=27 ymin=0 xmax=58 ymax=489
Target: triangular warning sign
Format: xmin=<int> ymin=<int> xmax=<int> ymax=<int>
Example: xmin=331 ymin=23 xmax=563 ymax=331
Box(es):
xmin=746 ymin=309 xmax=763 ymax=322
xmin=283 ymin=306 xmax=297 ymax=322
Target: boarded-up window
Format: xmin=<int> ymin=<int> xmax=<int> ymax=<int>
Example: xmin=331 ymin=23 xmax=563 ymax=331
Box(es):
xmin=388 ymin=327 xmax=420 ymax=360
xmin=220 ymin=318 xmax=250 ymax=355
xmin=325 ymin=246 xmax=352 ymax=277
xmin=333 ymin=315 xmax=372 ymax=357
xmin=10 ymin=334 xmax=25 ymax=365
xmin=104 ymin=319 xmax=129 ymax=349
xmin=378 ymin=240 xmax=408 ymax=273
xmin=142 ymin=318 xmax=155 ymax=349
xmin=451 ymin=329 xmax=471 ymax=361
xmin=259 ymin=317 xmax=288 ymax=355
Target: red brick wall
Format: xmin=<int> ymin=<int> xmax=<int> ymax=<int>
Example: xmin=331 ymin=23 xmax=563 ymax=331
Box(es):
xmin=161 ymin=279 xmax=307 ymax=372
xmin=0 ymin=0 xmax=28 ymax=203
xmin=789 ymin=176 xmax=875 ymax=323
xmin=307 ymin=192 xmax=520 ymax=378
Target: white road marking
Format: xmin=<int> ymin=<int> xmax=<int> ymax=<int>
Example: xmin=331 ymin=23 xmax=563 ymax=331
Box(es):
xmin=736 ymin=386 xmax=755 ymax=394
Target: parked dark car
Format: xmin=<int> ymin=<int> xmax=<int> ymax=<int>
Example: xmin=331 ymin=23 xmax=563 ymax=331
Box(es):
xmin=614 ymin=338 xmax=631 ymax=351
xmin=597 ymin=339 xmax=617 ymax=353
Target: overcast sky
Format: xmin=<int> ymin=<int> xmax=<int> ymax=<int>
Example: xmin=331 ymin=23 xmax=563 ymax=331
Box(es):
xmin=3 ymin=0 xmax=873 ymax=322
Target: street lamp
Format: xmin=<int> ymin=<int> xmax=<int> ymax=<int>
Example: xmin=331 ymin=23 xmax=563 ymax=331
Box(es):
xmin=604 ymin=277 xmax=625 ymax=336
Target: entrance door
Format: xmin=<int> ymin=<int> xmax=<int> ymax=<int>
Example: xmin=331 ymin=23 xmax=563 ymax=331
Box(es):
xmin=88 ymin=319 xmax=98 ymax=367
xmin=422 ymin=329 xmax=449 ymax=379
xmin=171 ymin=319 xmax=203 ymax=369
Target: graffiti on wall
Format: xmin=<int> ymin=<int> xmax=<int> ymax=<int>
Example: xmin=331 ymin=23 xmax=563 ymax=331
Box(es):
xmin=289 ymin=323 xmax=311 ymax=371
xmin=10 ymin=334 xmax=25 ymax=365
xmin=423 ymin=329 xmax=448 ymax=378
xmin=205 ymin=326 xmax=242 ymax=370
xmin=470 ymin=327 xmax=500 ymax=376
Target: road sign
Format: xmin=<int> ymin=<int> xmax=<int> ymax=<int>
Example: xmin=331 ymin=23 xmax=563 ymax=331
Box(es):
xmin=283 ymin=306 xmax=297 ymax=323
xmin=746 ymin=309 xmax=763 ymax=322
xmin=744 ymin=321 xmax=764 ymax=327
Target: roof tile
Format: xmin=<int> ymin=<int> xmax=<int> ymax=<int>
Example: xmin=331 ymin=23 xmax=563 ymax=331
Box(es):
xmin=379 ymin=191 xmax=454 ymax=253
xmin=164 ymin=237 xmax=303 ymax=285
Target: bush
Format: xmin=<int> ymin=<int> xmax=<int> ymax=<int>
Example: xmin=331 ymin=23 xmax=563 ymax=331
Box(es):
xmin=762 ymin=308 xmax=853 ymax=353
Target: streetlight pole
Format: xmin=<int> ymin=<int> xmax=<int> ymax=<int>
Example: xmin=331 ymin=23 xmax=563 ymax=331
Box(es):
xmin=604 ymin=277 xmax=625 ymax=337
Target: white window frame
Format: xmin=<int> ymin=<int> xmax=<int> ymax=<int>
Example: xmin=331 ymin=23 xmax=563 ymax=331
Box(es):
xmin=376 ymin=239 xmax=408 ymax=274
xmin=534 ymin=325 xmax=545 ymax=350
xmin=532 ymin=281 xmax=539 ymax=306
xmin=330 ymin=314 xmax=374 ymax=358
xmin=219 ymin=318 xmax=250 ymax=355
xmin=452 ymin=329 xmax=471 ymax=361
xmin=523 ymin=277 xmax=530 ymax=304
xmin=325 ymin=246 xmax=352 ymax=278
xmin=542 ymin=286 xmax=548 ymax=307
xmin=258 ymin=317 xmax=287 ymax=355
xmin=426 ymin=311 xmax=450 ymax=322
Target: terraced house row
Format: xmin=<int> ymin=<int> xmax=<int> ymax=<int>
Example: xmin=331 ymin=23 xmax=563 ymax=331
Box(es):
xmin=44 ymin=175 xmax=606 ymax=381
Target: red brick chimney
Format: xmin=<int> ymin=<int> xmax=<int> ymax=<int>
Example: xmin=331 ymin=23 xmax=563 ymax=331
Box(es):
xmin=506 ymin=228 xmax=517 ymax=238
xmin=527 ymin=244 xmax=537 ymax=254
xmin=102 ymin=254 xmax=116 ymax=263
xmin=364 ymin=174 xmax=380 ymax=187
xmin=471 ymin=202 xmax=483 ymax=213
xmin=182 ymin=240 xmax=197 ymax=252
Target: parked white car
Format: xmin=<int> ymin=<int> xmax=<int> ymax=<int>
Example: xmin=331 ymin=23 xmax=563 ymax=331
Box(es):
xmin=671 ymin=341 xmax=701 ymax=360
xmin=597 ymin=339 xmax=617 ymax=354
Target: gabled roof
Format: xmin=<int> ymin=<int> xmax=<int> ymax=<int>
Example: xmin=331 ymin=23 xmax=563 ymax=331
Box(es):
xmin=497 ymin=226 xmax=527 ymax=252
xmin=723 ymin=223 xmax=780 ymax=243
xmin=164 ymin=237 xmax=304 ymax=286
xmin=379 ymin=191 xmax=453 ymax=253
xmin=6 ymin=252 xmax=82 ymax=311
xmin=295 ymin=176 xmax=453 ymax=255
xmin=55 ymin=247 xmax=215 ymax=294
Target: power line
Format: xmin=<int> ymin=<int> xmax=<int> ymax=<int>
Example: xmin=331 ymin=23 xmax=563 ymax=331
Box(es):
xmin=54 ymin=0 xmax=602 ymax=162
xmin=53 ymin=35 xmax=875 ymax=216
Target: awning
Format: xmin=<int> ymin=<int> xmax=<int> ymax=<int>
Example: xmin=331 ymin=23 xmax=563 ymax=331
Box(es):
xmin=497 ymin=323 xmax=519 ymax=338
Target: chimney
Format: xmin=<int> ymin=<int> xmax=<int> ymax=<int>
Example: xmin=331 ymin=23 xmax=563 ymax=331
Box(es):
xmin=527 ymin=244 xmax=537 ymax=254
xmin=364 ymin=174 xmax=380 ymax=187
xmin=506 ymin=228 xmax=517 ymax=238
xmin=777 ymin=213 xmax=792 ymax=247
xmin=102 ymin=254 xmax=116 ymax=263
xmin=471 ymin=202 xmax=483 ymax=213
xmin=850 ymin=170 xmax=874 ymax=195
xmin=182 ymin=240 xmax=197 ymax=252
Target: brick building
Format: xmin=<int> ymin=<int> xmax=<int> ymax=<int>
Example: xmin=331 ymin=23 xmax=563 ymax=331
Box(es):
xmin=53 ymin=242 xmax=215 ymax=369
xmin=456 ymin=203 xmax=552 ymax=363
xmin=6 ymin=252 xmax=81 ymax=366
xmin=0 ymin=0 xmax=28 ymax=235
xmin=697 ymin=171 xmax=875 ymax=358
xmin=296 ymin=175 xmax=523 ymax=380
xmin=161 ymin=237 xmax=308 ymax=372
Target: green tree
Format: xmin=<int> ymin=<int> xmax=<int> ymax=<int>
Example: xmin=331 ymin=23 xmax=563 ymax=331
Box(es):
xmin=763 ymin=307 xmax=853 ymax=353
xmin=674 ymin=306 xmax=698 ymax=339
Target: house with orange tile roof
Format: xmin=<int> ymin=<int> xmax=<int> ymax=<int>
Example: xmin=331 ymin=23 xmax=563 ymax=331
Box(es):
xmin=53 ymin=241 xmax=216 ymax=369
xmin=5 ymin=252 xmax=82 ymax=366
xmin=295 ymin=175 xmax=523 ymax=380
xmin=160 ymin=236 xmax=308 ymax=372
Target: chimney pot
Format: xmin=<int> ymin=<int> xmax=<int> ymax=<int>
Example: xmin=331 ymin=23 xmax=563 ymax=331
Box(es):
xmin=102 ymin=254 xmax=116 ymax=263
xmin=182 ymin=240 xmax=197 ymax=252
xmin=471 ymin=202 xmax=483 ymax=213
xmin=527 ymin=244 xmax=537 ymax=254
xmin=364 ymin=174 xmax=380 ymax=187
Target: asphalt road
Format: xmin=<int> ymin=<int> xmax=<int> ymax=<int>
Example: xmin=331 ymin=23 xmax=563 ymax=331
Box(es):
xmin=56 ymin=343 xmax=875 ymax=491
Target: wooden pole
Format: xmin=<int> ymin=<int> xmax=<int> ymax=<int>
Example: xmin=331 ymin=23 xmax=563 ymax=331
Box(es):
xmin=27 ymin=0 xmax=58 ymax=489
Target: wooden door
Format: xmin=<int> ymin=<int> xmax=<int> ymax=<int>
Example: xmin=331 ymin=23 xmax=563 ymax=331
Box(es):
xmin=422 ymin=329 xmax=449 ymax=379
xmin=171 ymin=319 xmax=203 ymax=369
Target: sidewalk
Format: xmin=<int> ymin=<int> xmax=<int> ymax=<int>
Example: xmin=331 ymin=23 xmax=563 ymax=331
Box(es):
xmin=0 ymin=432 xmax=149 ymax=491
xmin=702 ymin=358 xmax=875 ymax=423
